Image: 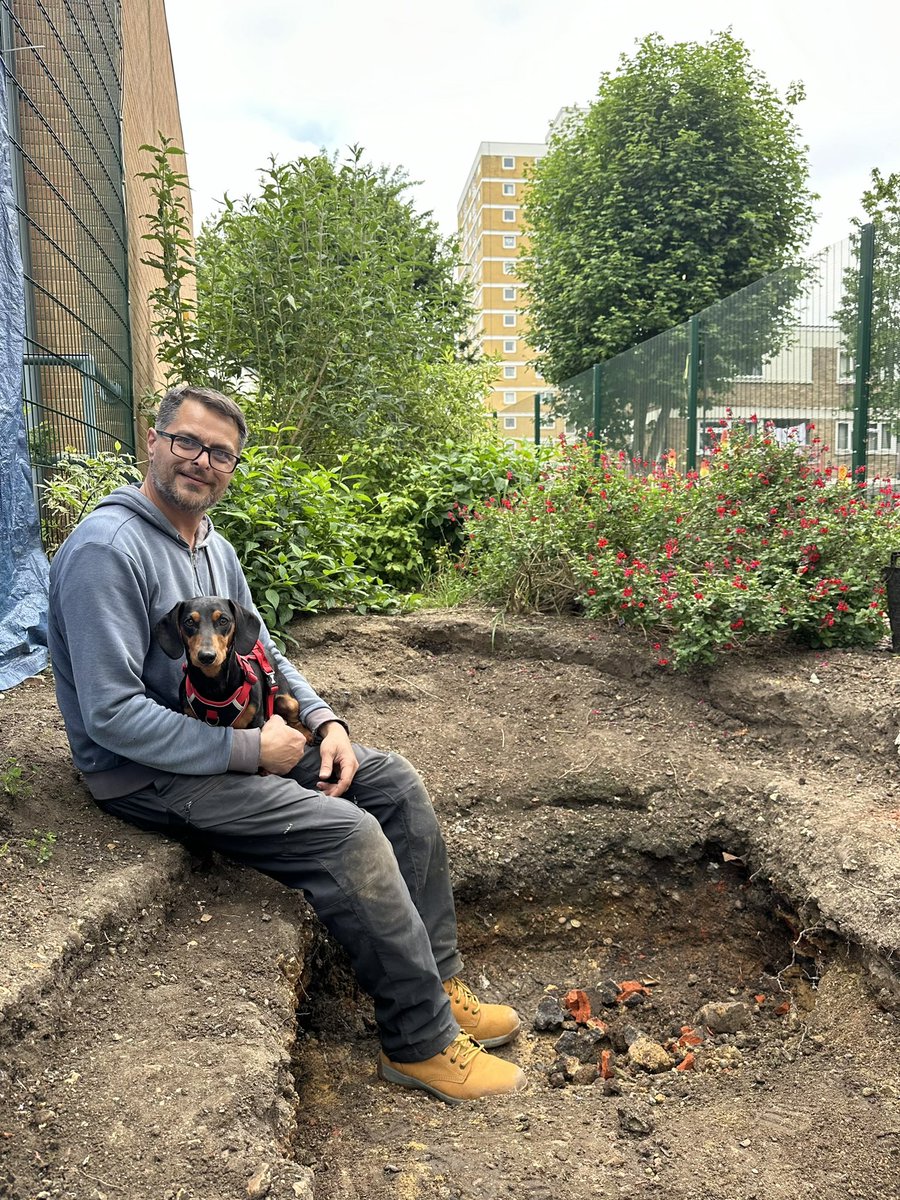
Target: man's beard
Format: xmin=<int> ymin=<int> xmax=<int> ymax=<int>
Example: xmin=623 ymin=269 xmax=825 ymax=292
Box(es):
xmin=149 ymin=460 xmax=224 ymax=514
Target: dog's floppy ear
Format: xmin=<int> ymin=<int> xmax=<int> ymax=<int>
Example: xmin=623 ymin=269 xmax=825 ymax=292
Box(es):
xmin=154 ymin=602 xmax=186 ymax=659
xmin=229 ymin=599 xmax=262 ymax=656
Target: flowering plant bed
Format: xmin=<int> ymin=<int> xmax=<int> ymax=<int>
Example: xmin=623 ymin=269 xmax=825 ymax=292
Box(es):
xmin=461 ymin=421 xmax=900 ymax=668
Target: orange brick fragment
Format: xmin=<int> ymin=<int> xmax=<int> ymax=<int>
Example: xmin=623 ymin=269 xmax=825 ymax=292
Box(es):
xmin=677 ymin=1027 xmax=703 ymax=1048
xmin=600 ymin=1049 xmax=615 ymax=1079
xmin=614 ymin=979 xmax=652 ymax=1004
xmin=676 ymin=1052 xmax=696 ymax=1072
xmin=754 ymin=994 xmax=766 ymax=1004
xmin=773 ymin=1001 xmax=791 ymax=1016
xmin=563 ymin=988 xmax=592 ymax=1023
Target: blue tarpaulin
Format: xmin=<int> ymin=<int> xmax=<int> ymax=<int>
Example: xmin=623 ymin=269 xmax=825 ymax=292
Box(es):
xmin=0 ymin=64 xmax=49 ymax=692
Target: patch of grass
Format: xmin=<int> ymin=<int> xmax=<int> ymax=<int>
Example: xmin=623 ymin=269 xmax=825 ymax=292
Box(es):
xmin=25 ymin=830 xmax=57 ymax=865
xmin=1 ymin=758 xmax=27 ymax=798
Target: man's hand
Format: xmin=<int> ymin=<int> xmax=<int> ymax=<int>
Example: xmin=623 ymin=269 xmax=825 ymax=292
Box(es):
xmin=259 ymin=713 xmax=309 ymax=775
xmin=316 ymin=722 xmax=358 ymax=796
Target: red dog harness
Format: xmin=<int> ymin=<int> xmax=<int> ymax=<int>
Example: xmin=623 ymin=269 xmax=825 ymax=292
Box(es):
xmin=184 ymin=640 xmax=278 ymax=726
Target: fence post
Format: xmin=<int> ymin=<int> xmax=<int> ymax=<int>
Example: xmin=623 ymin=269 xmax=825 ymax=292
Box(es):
xmin=534 ymin=393 xmax=541 ymax=445
xmin=852 ymin=222 xmax=875 ymax=480
xmin=591 ymin=363 xmax=603 ymax=448
xmin=686 ymin=314 xmax=700 ymax=473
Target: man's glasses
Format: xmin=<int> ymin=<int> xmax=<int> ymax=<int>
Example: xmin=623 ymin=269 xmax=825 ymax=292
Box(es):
xmin=155 ymin=430 xmax=242 ymax=475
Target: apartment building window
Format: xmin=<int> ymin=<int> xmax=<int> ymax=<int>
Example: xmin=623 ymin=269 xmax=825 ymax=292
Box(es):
xmin=504 ymin=416 xmax=517 ymax=429
xmin=502 ymin=156 xmax=515 ymax=169
xmin=503 ymin=339 xmax=516 ymax=352
xmin=502 ymin=209 xmax=516 ymax=222
xmin=869 ymin=423 xmax=893 ymax=452
xmin=503 ymin=261 xmax=516 ymax=275
xmin=503 ymin=235 xmax=516 ymax=248
xmin=502 ymin=183 xmax=515 ymax=196
xmin=503 ymin=314 xmax=516 ymax=327
xmin=503 ymin=287 xmax=516 ymax=300
xmin=503 ymin=391 xmax=516 ymax=404
xmin=836 ymin=420 xmax=893 ymax=453
xmin=504 ymin=366 xmax=516 ymax=379
xmin=837 ymin=350 xmax=855 ymax=382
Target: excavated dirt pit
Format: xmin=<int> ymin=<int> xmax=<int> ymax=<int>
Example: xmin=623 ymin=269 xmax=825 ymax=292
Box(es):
xmin=3 ymin=610 xmax=900 ymax=1199
xmin=291 ymin=850 xmax=900 ymax=1200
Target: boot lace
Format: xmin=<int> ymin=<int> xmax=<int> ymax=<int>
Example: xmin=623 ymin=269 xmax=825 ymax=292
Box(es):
xmin=442 ymin=1032 xmax=484 ymax=1069
xmin=444 ymin=976 xmax=481 ymax=1015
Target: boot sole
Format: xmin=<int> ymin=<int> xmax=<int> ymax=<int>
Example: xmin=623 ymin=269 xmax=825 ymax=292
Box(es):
xmin=475 ymin=1019 xmax=521 ymax=1049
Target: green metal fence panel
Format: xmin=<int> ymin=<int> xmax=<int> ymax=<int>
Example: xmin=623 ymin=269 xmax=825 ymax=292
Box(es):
xmin=601 ymin=319 xmax=692 ymax=471
xmin=556 ymin=228 xmax=899 ymax=485
xmin=697 ymin=240 xmax=856 ymax=480
xmin=554 ymin=365 xmax=594 ymax=434
xmin=0 ymin=0 xmax=133 ymax=538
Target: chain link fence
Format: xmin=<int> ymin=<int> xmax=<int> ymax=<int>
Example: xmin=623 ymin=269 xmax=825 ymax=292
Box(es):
xmin=554 ymin=227 xmax=898 ymax=483
xmin=1 ymin=0 xmax=134 ymax=541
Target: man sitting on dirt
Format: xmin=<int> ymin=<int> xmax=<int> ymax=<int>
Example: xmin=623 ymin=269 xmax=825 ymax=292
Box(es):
xmin=48 ymin=383 xmax=525 ymax=1105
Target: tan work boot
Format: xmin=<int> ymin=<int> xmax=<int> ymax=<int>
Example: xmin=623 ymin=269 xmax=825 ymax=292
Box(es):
xmin=378 ymin=1032 xmax=526 ymax=1104
xmin=443 ymin=976 xmax=521 ymax=1048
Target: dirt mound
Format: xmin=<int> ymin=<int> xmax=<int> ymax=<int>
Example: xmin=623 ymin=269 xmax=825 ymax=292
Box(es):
xmin=1 ymin=609 xmax=898 ymax=1199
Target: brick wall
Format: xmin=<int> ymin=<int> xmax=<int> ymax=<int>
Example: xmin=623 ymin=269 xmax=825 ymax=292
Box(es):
xmin=121 ymin=0 xmax=193 ymax=442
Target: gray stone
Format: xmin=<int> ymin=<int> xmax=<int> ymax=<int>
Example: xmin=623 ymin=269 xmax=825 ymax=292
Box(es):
xmin=616 ymin=1101 xmax=655 ymax=1137
xmin=534 ymin=993 xmax=566 ymax=1031
xmin=627 ymin=1036 xmax=673 ymax=1073
xmin=696 ymin=1001 xmax=753 ymax=1034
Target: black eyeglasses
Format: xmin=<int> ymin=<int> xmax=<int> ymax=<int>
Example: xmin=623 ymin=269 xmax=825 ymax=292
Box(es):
xmin=155 ymin=430 xmax=242 ymax=474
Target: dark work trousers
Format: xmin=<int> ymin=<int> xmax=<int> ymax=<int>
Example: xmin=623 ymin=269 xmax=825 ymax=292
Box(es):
xmin=100 ymin=744 xmax=462 ymax=1062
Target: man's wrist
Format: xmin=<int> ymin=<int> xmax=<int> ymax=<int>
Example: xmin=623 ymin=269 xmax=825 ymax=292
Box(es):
xmin=313 ymin=718 xmax=350 ymax=745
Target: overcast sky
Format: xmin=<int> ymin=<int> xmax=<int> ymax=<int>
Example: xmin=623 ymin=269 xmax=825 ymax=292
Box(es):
xmin=166 ymin=0 xmax=899 ymax=255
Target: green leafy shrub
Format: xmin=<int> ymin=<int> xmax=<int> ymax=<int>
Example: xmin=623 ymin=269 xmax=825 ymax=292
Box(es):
xmin=461 ymin=424 xmax=900 ymax=667
xmin=211 ymin=442 xmax=399 ymax=635
xmin=350 ymin=436 xmax=535 ymax=592
xmin=41 ymin=445 xmax=142 ymax=557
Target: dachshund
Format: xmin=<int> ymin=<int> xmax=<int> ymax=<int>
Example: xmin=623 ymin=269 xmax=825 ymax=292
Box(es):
xmin=154 ymin=595 xmax=311 ymax=739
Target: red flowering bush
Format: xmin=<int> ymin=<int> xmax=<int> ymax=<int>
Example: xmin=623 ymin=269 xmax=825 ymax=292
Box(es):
xmin=459 ymin=425 xmax=900 ymax=668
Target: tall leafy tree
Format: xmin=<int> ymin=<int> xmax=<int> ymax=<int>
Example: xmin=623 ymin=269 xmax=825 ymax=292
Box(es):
xmin=524 ymin=31 xmax=816 ymax=432
xmin=191 ymin=148 xmax=481 ymax=459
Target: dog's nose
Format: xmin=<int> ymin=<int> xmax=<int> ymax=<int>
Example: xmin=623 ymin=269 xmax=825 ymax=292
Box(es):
xmin=198 ymin=650 xmax=217 ymax=665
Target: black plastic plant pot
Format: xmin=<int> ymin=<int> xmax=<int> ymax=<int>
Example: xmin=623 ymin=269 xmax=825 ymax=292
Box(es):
xmin=883 ymin=552 xmax=900 ymax=652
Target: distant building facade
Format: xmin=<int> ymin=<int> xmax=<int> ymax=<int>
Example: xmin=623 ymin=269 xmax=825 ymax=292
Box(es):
xmin=457 ymin=141 xmax=563 ymax=443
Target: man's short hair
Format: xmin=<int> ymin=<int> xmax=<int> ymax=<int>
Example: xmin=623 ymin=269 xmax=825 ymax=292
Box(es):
xmin=156 ymin=384 xmax=249 ymax=449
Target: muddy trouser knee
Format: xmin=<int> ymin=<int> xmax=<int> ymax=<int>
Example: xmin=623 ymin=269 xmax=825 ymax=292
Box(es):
xmin=100 ymin=744 xmax=461 ymax=1062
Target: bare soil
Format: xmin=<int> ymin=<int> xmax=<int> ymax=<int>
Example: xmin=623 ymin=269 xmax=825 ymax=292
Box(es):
xmin=1 ymin=608 xmax=899 ymax=1200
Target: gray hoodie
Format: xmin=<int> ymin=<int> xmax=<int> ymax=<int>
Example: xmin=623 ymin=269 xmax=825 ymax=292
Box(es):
xmin=48 ymin=485 xmax=339 ymax=799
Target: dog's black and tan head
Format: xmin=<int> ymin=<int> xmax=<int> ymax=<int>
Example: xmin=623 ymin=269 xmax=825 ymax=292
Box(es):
xmin=154 ymin=596 xmax=261 ymax=676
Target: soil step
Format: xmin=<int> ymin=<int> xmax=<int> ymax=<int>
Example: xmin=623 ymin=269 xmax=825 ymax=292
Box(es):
xmin=0 ymin=860 xmax=318 ymax=1200
xmin=0 ymin=844 xmax=189 ymax=1044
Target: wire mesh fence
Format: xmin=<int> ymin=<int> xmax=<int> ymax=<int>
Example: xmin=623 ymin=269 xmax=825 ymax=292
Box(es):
xmin=555 ymin=229 xmax=899 ymax=484
xmin=1 ymin=0 xmax=134 ymax=543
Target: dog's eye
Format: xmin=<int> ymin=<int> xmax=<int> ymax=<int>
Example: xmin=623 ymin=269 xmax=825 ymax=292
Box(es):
xmin=216 ymin=616 xmax=231 ymax=629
